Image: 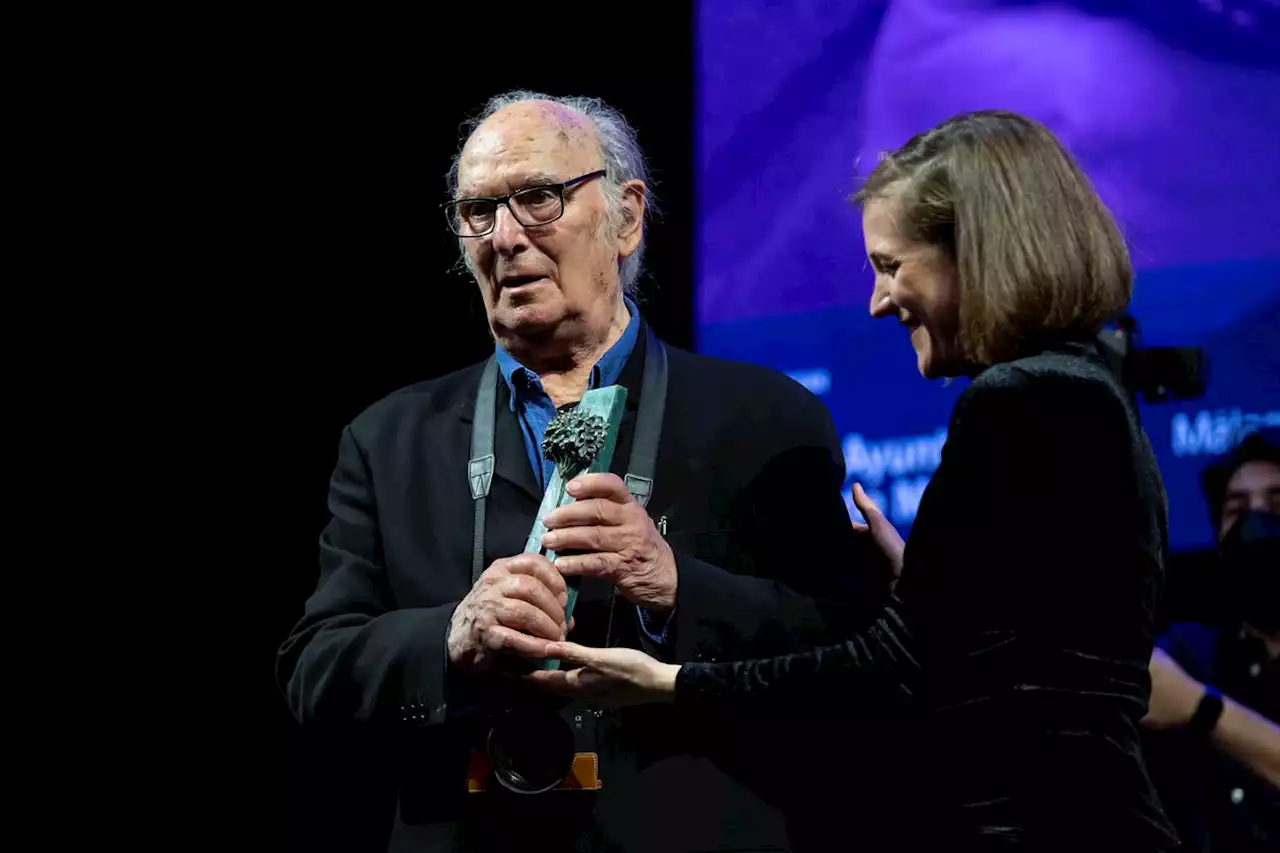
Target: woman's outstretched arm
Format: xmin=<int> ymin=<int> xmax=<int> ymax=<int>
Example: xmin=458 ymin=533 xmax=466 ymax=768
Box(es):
xmin=674 ymin=600 xmax=921 ymax=713
xmin=532 ymin=598 xmax=921 ymax=714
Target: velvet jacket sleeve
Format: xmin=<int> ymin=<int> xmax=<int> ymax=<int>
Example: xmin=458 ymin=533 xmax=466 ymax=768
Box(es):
xmin=675 ymin=599 xmax=922 ymax=715
xmin=276 ymin=424 xmax=458 ymax=729
xmin=662 ymin=388 xmax=893 ymax=663
xmin=676 ymin=361 xmax=1163 ymax=732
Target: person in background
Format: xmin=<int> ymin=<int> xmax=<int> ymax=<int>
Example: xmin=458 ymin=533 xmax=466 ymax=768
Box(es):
xmin=277 ymin=90 xmax=889 ymax=852
xmin=1142 ymin=427 xmax=1279 ymax=852
xmin=527 ymin=109 xmax=1183 ymax=851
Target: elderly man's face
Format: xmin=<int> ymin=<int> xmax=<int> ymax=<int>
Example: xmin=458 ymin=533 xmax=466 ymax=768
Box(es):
xmin=456 ymin=102 xmax=642 ymax=345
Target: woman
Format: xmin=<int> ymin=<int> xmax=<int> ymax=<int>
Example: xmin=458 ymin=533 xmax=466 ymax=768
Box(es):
xmin=529 ymin=111 xmax=1182 ymax=850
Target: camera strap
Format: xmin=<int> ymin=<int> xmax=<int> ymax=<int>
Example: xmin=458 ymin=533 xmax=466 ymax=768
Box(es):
xmin=468 ymin=324 xmax=669 ymax=583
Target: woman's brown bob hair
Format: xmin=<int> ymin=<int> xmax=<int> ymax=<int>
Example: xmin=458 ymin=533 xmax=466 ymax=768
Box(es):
xmin=851 ymin=110 xmax=1132 ymax=367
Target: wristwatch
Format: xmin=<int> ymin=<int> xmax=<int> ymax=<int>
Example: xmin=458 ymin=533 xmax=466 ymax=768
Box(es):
xmin=1186 ymin=685 xmax=1224 ymax=740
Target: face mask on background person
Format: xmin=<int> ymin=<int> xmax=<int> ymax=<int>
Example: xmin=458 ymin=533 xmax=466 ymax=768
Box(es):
xmin=1220 ymin=509 xmax=1280 ymax=636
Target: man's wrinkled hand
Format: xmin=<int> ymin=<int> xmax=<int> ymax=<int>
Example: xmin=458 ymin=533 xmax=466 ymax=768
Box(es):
xmin=447 ymin=553 xmax=568 ymax=672
xmin=540 ymin=473 xmax=677 ymax=611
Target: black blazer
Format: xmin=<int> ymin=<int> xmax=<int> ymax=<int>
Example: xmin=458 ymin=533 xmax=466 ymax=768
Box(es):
xmin=677 ymin=341 xmax=1183 ymax=851
xmin=277 ymin=321 xmax=890 ymax=852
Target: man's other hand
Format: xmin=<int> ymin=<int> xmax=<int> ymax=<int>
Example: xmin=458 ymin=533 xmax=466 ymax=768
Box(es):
xmin=447 ymin=553 xmax=569 ymax=671
xmin=540 ymin=473 xmax=678 ymax=611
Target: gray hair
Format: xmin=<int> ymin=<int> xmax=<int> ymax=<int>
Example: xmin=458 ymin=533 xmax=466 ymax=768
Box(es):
xmin=446 ymin=90 xmax=659 ymax=295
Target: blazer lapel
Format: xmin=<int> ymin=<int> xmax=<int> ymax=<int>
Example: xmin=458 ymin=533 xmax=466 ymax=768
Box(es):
xmin=607 ymin=318 xmax=647 ymax=480
xmin=493 ymin=392 xmax=542 ymax=504
xmin=455 ymin=362 xmax=543 ymax=505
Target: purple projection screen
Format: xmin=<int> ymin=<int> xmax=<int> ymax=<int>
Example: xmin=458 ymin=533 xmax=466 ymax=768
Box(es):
xmin=695 ymin=0 xmax=1280 ymax=550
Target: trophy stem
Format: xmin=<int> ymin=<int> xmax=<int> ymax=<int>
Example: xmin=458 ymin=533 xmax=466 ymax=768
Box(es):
xmin=526 ymin=387 xmax=629 ymax=671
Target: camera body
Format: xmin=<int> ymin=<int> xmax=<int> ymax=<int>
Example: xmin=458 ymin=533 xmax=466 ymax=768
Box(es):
xmin=456 ymin=682 xmax=602 ymax=795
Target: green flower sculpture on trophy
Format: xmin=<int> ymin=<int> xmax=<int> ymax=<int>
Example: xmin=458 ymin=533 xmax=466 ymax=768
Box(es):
xmin=542 ymin=408 xmax=608 ymax=483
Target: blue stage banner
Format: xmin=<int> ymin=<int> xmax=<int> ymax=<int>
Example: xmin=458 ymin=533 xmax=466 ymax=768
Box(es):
xmin=695 ymin=0 xmax=1280 ymax=551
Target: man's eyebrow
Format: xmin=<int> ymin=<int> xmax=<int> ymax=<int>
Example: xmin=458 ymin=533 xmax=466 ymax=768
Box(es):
xmin=457 ymin=171 xmax=562 ymax=199
xmin=516 ymin=171 xmax=561 ymax=186
xmin=868 ymin=251 xmax=902 ymax=267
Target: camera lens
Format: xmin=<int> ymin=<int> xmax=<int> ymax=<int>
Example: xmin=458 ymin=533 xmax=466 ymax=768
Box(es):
xmin=486 ymin=707 xmax=576 ymax=795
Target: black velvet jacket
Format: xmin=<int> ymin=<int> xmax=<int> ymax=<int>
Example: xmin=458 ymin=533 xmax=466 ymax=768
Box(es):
xmin=678 ymin=342 xmax=1183 ymax=851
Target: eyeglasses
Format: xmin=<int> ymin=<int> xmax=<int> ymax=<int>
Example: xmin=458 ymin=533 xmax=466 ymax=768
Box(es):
xmin=443 ymin=169 xmax=607 ymax=237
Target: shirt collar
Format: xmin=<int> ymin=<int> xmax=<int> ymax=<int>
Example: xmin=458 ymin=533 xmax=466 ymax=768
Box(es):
xmin=494 ymin=295 xmax=641 ymax=411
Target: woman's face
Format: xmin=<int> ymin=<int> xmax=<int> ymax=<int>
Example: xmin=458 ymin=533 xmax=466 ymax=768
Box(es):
xmin=862 ymin=197 xmax=963 ymax=379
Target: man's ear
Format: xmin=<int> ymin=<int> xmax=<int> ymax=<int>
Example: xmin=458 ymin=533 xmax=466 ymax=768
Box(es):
xmin=616 ymin=180 xmax=646 ymax=258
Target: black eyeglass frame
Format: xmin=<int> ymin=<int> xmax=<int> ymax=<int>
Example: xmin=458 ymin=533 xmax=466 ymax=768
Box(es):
xmin=442 ymin=169 xmax=608 ymax=237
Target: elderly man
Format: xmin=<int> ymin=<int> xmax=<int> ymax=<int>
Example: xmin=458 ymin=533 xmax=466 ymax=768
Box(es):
xmin=277 ymin=91 xmax=889 ymax=852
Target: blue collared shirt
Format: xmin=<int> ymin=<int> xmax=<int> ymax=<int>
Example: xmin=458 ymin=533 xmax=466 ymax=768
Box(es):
xmin=494 ymin=296 xmax=670 ymax=644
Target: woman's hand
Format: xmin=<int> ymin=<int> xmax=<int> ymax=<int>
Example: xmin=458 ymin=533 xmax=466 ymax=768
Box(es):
xmin=524 ymin=642 xmax=681 ymax=707
xmin=851 ymin=482 xmax=905 ymax=584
